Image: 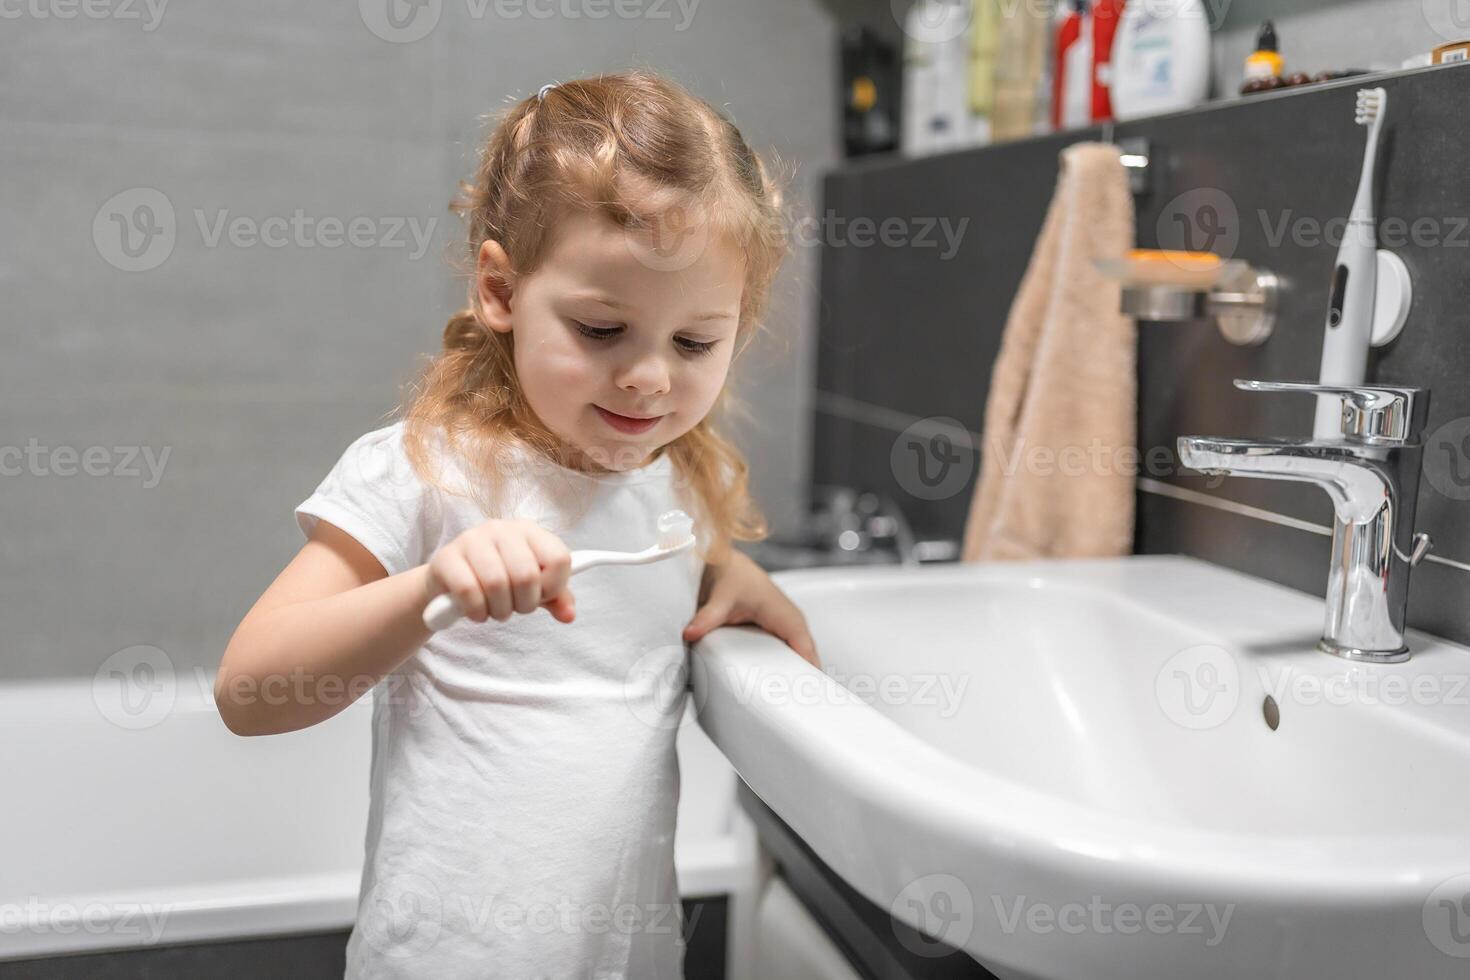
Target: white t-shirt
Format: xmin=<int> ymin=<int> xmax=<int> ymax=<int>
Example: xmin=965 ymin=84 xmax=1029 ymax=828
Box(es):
xmin=295 ymin=421 xmax=705 ymax=979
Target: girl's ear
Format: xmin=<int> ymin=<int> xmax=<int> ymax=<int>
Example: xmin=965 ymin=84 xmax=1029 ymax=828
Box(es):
xmin=475 ymin=240 xmax=516 ymax=334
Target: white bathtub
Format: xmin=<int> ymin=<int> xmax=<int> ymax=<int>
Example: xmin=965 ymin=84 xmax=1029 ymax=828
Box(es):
xmin=0 ymin=669 xmax=743 ymax=961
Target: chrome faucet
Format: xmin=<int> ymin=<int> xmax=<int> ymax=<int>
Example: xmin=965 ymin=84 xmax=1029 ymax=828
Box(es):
xmin=1178 ymin=380 xmax=1433 ymax=663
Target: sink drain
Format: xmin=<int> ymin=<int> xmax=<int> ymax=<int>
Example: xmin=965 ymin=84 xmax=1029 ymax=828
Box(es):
xmin=1262 ymin=695 xmax=1280 ymax=731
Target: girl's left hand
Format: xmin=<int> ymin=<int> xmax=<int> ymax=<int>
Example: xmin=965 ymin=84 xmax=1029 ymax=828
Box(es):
xmin=683 ymin=550 xmax=820 ymax=667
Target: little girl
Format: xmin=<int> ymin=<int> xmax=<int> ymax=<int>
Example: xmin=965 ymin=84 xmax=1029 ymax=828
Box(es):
xmin=216 ymin=70 xmax=818 ymax=979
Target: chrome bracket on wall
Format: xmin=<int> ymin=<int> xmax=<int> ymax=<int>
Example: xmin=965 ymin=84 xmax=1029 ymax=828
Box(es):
xmin=1118 ymin=137 xmax=1150 ymax=196
xmin=1119 ymin=260 xmax=1279 ymax=347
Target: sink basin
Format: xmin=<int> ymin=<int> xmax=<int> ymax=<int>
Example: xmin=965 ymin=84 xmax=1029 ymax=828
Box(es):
xmin=691 ymin=556 xmax=1470 ymax=980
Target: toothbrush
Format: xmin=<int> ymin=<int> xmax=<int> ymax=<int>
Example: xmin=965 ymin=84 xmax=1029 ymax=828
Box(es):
xmin=1314 ymin=87 xmax=1386 ymax=438
xmin=421 ymin=509 xmax=696 ymax=632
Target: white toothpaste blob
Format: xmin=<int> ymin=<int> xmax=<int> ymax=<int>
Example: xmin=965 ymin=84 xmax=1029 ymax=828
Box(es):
xmin=656 ymin=509 xmax=695 ymax=548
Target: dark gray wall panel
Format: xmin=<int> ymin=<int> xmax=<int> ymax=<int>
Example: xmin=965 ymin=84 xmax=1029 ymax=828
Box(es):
xmin=812 ymin=62 xmax=1470 ymax=645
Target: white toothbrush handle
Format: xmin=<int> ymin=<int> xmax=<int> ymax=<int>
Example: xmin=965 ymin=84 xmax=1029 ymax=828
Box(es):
xmin=1316 ymin=95 xmax=1385 ymax=437
xmin=569 ymin=547 xmax=659 ymax=574
xmin=422 ymin=593 xmax=466 ymax=632
xmin=1316 ymin=230 xmax=1378 ymax=436
xmin=421 ymin=540 xmax=692 ymax=631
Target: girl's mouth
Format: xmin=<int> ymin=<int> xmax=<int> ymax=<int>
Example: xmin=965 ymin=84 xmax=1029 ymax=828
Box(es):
xmin=594 ymin=405 xmax=664 ymax=435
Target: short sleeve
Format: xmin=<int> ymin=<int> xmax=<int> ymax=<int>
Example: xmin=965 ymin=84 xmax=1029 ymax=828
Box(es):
xmin=295 ymin=422 xmax=438 ymax=577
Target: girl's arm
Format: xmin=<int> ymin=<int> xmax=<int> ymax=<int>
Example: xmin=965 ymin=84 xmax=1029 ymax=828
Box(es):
xmin=217 ymin=516 xmax=574 ymax=736
xmin=215 ymin=520 xmax=435 ymax=736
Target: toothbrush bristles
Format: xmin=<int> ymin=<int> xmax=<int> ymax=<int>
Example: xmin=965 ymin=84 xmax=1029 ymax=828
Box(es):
xmin=656 ymin=509 xmax=695 ymax=549
xmin=1354 ymin=88 xmax=1384 ymax=125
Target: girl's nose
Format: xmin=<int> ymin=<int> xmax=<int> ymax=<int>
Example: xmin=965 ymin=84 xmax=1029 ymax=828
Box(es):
xmin=616 ymin=353 xmax=671 ymax=396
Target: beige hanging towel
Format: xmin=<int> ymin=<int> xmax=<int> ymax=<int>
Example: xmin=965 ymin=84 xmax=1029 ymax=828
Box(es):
xmin=962 ymin=142 xmax=1137 ymax=562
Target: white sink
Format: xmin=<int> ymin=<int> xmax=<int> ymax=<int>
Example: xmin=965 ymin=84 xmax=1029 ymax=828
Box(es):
xmin=692 ymin=556 xmax=1470 ymax=980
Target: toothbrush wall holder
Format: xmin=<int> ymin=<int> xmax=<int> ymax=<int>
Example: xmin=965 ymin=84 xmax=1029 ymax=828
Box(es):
xmin=1118 ymin=260 xmax=1279 ymax=347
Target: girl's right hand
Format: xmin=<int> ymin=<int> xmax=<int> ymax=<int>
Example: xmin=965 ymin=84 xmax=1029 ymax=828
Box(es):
xmin=425 ymin=519 xmax=575 ymax=625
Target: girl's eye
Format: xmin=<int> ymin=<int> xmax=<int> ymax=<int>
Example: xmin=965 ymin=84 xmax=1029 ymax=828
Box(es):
xmin=675 ymin=336 xmax=717 ymax=357
xmin=572 ymin=320 xmax=623 ymax=341
xmin=574 ymin=320 xmax=716 ymax=357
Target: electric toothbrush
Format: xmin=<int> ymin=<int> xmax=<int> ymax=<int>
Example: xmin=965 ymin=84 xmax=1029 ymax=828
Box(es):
xmin=421 ymin=509 xmax=696 ymax=632
xmin=1314 ymin=87 xmax=1386 ymax=438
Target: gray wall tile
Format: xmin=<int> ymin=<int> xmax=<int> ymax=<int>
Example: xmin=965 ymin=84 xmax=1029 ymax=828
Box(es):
xmin=1 ymin=388 xmax=401 ymax=681
xmin=0 ymin=3 xmax=445 ymax=141
xmin=3 ymin=123 xmax=452 ymax=392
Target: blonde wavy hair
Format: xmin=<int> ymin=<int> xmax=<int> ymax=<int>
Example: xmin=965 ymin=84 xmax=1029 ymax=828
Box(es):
xmin=398 ymin=69 xmax=792 ymax=560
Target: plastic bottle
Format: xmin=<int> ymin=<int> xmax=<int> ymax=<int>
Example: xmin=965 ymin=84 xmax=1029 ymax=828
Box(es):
xmin=992 ymin=0 xmax=1050 ymax=139
xmin=900 ymin=0 xmax=976 ymax=155
xmin=1051 ymin=0 xmax=1091 ymax=130
xmin=1109 ymin=0 xmax=1211 ymax=120
xmin=1240 ymin=20 xmax=1284 ymax=94
xmin=1090 ymin=0 xmax=1126 ymax=121
xmin=967 ymin=0 xmax=1002 ymax=145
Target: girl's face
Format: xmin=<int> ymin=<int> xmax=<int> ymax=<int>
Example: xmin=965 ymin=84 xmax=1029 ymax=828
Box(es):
xmin=477 ymin=205 xmax=745 ymax=472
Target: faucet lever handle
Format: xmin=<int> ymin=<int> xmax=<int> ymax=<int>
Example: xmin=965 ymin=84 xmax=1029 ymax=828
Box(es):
xmin=1233 ymin=379 xmax=1428 ymax=443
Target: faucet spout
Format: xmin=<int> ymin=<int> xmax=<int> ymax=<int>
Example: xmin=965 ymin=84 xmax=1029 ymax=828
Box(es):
xmin=1175 ymin=380 xmax=1431 ymax=664
xmin=1176 ymin=437 xmax=1392 ymax=522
